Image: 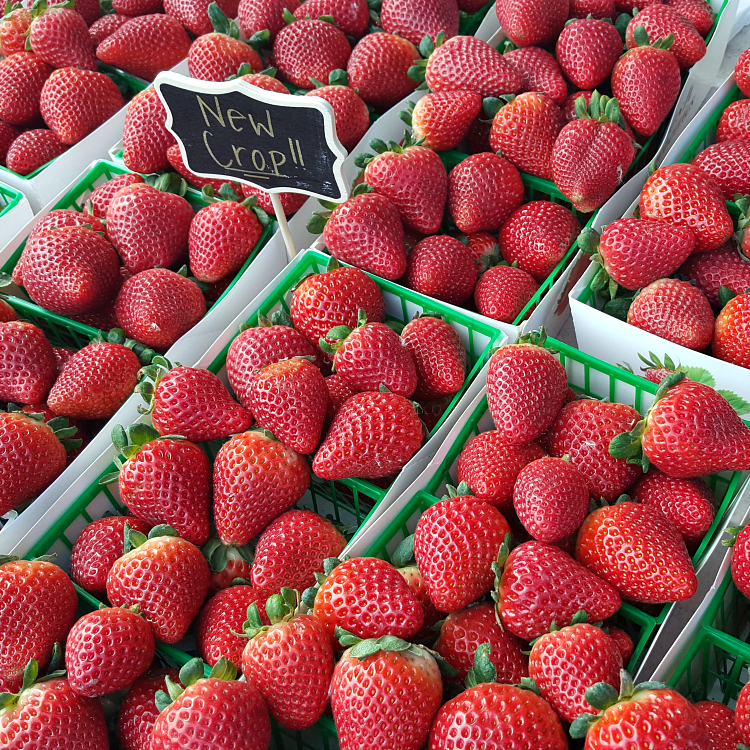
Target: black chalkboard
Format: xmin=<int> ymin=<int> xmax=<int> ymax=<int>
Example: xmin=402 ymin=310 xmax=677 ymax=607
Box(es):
xmin=154 ymin=73 xmax=349 ymax=202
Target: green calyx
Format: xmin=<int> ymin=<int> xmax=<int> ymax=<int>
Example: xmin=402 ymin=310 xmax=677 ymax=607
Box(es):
xmin=30 ymin=0 xmax=74 ymax=20
xmin=490 ymin=533 xmax=514 ymax=608
xmin=407 ymin=31 xmax=445 ymax=86
xmin=135 ymin=356 xmax=175 ymax=414
xmin=465 ymin=643 xmax=496 ymax=688
xmin=4 ymin=403 xmax=82 ymax=453
xmin=251 ymin=309 xmax=295 ymax=331
xmin=721 ymin=525 xmax=746 ymax=548
xmin=529 ymin=610 xmax=590 ymax=647
xmin=399 ymin=100 xmax=415 ymax=128
xmin=319 ymin=308 xmax=368 ymax=356
xmin=307 ymin=184 xmax=371 ymax=233
xmin=154 ymin=657 xmax=236 ymax=712
xmin=353 ymin=131 xmax=424 ymax=169
xmin=513 ymin=327 xmax=550 ymax=348
xmin=207 ymin=1 xmax=239 ymax=38
xmin=441 ymin=481 xmax=474 ymax=501
xmin=242 ymin=587 xmax=299 ymax=639
xmin=580 ymin=227 xmax=620 ymax=300
xmin=91 ymin=328 xmax=156 ymax=367
xmin=202 ymin=184 xmax=271 ymax=227
xmin=229 ymin=63 xmax=276 ymax=80
xmin=632 ymin=24 xmax=674 ymax=49
xmin=574 ymin=91 xmax=628 ymax=134
xmin=201 ymin=536 xmax=254 ymax=572
xmin=482 ymin=95 xmax=515 ymax=120
xmin=301 ymin=556 xmax=342 ymax=609
xmin=310 ymin=68 xmax=348 ymax=88
xmin=0 ymin=658 xmax=66 ymax=712
xmin=144 ymin=172 xmax=188 ymax=197
xmin=390 ymin=534 xmax=415 ymax=568
xmin=122 ymin=522 xmax=178 ymax=555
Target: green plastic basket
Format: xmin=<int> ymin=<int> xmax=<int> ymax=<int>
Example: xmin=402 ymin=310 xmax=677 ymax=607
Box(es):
xmin=0 ymin=181 xmax=23 ymax=217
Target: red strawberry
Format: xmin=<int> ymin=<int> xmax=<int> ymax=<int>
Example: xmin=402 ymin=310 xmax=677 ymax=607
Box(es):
xmin=0 ymin=321 xmax=57 ymax=404
xmin=241 ymin=590 xmax=334 ymax=730
xmin=626 ymin=278 xmax=714 ymax=351
xmin=737 ymin=47 xmax=750 ymax=98
xmin=404 ymin=234 xmax=478 ymax=305
xmin=111 ymin=0 xmax=162 ymax=15
xmin=489 ymin=92 xmax=566 ymax=180
xmin=500 ymin=200 xmax=581 ymax=282
xmin=611 ymin=31 xmax=682 ymax=137
xmin=495 ymin=0 xmax=568 ymax=46
xmin=529 ymin=619 xmax=623 ymax=723
xmin=495 ymin=540 xmax=622 ymax=641
xmin=89 ymin=13 xmax=132 ymax=47
xmin=570 ymin=0 xmax=616 ymax=18
xmin=309 ymin=184 xmax=407 ymax=280
xmin=165 ymin=0 xmax=240 ymax=36
xmin=0 ymin=559 xmax=77 ymax=693
xmin=214 ymin=429 xmax=310 ymax=544
xmin=463 ymin=231 xmax=500 ymax=273
xmin=716 ymin=99 xmax=750 ymax=143
xmin=324 ymin=372 xmax=356 ymax=420
xmin=6 ymin=129 xmax=66 ymax=175
xmin=233 ymin=67 xmax=289 ymax=94
xmin=0 ymin=121 xmax=19 ymax=166
xmin=29 ymin=4 xmax=97 ymax=70
xmin=313 ymin=390 xmax=423 ymax=479
xmin=474 ymin=264 xmax=540 ymax=323
xmin=96 ymin=14 xmax=191 ymax=81
xmin=435 ymin=602 xmax=528 ymax=683
xmin=557 ymin=19 xmax=624 ymax=90
xmin=65 ymin=607 xmax=155 ymax=697
xmin=346 ymin=32 xmax=419 ymax=109
xmin=238 ymin=0 xmax=299 ymax=39
xmin=294 ymin=0 xmax=368 ymax=36
xmin=502 ymin=46 xmax=567 ymax=106
xmin=196 ymin=585 xmax=271 ymax=667
xmin=205 ymin=543 xmax=254 ymax=594
xmin=0 ymin=299 xmax=16 ymax=322
xmin=0 ymin=7 xmax=31 ymax=56
xmin=107 ymin=526 xmax=210 ymax=643
xmin=692 ymin=140 xmax=750 ymax=200
xmin=89 ymin=175 xmax=144 ymax=221
xmin=240 ymin=184 xmax=307 ymax=216
xmin=562 ymin=90 xmax=593 ymax=121
xmin=404 ymin=90 xmax=483 ymax=151
xmin=695 ymin=701 xmax=742 ymax=750
xmin=380 ymin=0 xmax=459 ymax=45
xmin=714 ymin=291 xmax=750 ymax=368
xmin=166 ymin=144 xmax=239 ymax=194
xmin=122 ymin=87 xmax=176 ymax=174
xmin=486 ymin=337 xmax=568 ymax=446
xmin=669 ymin=0 xmax=715 ymax=35
xmin=740 ymin=681 xmax=750 ymax=744
xmin=639 ymin=163 xmax=733 ymax=251
xmin=605 ymin=625 xmax=634 ymax=662
xmin=0 ymin=51 xmax=52 ymax=126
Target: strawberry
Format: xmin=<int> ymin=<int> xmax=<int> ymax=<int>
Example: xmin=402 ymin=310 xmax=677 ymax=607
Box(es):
xmin=65 ymin=607 xmax=155 ymax=697
xmin=626 ymin=278 xmax=714 ymax=351
xmin=346 ymin=32 xmax=419 ymax=109
xmin=404 ymin=234 xmax=478 ymax=305
xmin=324 ymin=372 xmax=356 ymax=420
xmin=669 ymin=0 xmax=715 ymax=35
xmin=196 ymin=585 xmax=271 ymax=667
xmin=332 ymin=634 xmax=444 ymax=750
xmin=737 ymin=47 xmax=750 ymax=97
xmin=692 ymin=140 xmax=750 ymax=200
xmin=214 ymin=429 xmax=310 ymax=544
xmin=186 ymin=5 xmax=261 ymax=80
xmin=401 ymin=90 xmax=483 ymax=151
xmin=166 ymin=144 xmax=238 ymax=193
xmin=489 ymin=92 xmax=566 ymax=181
xmin=514 ymin=456 xmax=590 ymax=543
xmin=499 ymin=47 xmax=565 ymax=107
xmin=639 ymin=163 xmax=733 ymax=251
xmin=562 ymin=90 xmax=593 ymax=121
xmin=626 ymin=4 xmax=706 ymax=69
xmin=0 ymin=51 xmax=52 ymax=126
xmin=570 ymin=0 xmax=616 ymax=18
xmin=150 ymin=658 xmax=271 ymax=750
xmin=238 ymin=0 xmax=298 ymax=39
xmin=474 ymin=264 xmax=540 ymax=322
xmin=715 ymin=290 xmax=750 ymax=368
xmin=0 ymin=7 xmax=31 ymax=56
xmin=308 ymin=184 xmax=407 ymax=280
xmin=0 ymin=321 xmax=57 ymax=404
xmin=6 ymin=129 xmax=66 ymax=175
xmin=579 ymin=218 xmax=695 ymax=295
xmin=313 ymin=390 xmax=423 ymax=479
xmin=611 ymin=30 xmax=682 ymax=137
xmin=740 ymin=682 xmax=750 ymax=747
xmin=486 ymin=335 xmax=568 ymax=446
xmin=716 ymin=99 xmax=750 ymax=143
xmin=448 ymin=152 xmax=524 ymax=234
xmin=395 ymin=558 xmax=445 ymax=633
xmin=240 ymin=183 xmax=307 ymax=216
xmin=0 ymin=121 xmax=19 ymax=166
xmin=556 ymin=18 xmax=623 ymax=90
xmin=357 ymin=132 xmax=448 ymax=235
xmin=305 ymin=70 xmax=369 ymax=152
xmin=322 ymin=310 xmax=418 ymax=397
xmin=495 ymin=0 xmax=568 ymax=47
xmin=605 ymin=625 xmax=634 ymax=662
xmin=204 ymin=541 xmax=254 ymax=594
xmin=241 ymin=589 xmax=334 ymax=730
xmin=89 ymin=13 xmax=132 ymax=47
xmin=294 ymin=0 xmax=368 ymax=36
xmin=0 ymin=300 xmax=17 ymax=323
xmin=631 ymin=469 xmax=715 ymax=549
xmin=232 ymin=66 xmax=289 ymax=93
xmin=529 ymin=618 xmax=623 ymax=723
xmin=247 ymin=357 xmax=328 ymax=453
xmin=116 ymin=669 xmax=180 ymax=750
xmin=0 ymin=559 xmax=77 ymax=692
xmin=166 ymin=0 xmax=240 ymax=36
xmin=695 ymin=701 xmax=743 ymax=750
xmin=290 ymin=257 xmax=385 ymax=351
xmin=107 ymin=525 xmax=210 ymax=643
xmin=122 ymin=87 xmax=176 ymax=174
xmin=0 ymin=663 xmax=109 ymax=748
xmin=462 ymin=231 xmax=500 ymax=273
xmin=414 ymin=489 xmax=511 ymax=612
xmin=29 ymin=2 xmax=97 ymax=70
xmin=380 ymin=0 xmax=459 ymax=45
xmin=435 ymin=602 xmax=528 ymax=683
xmin=500 ymin=200 xmax=581 ymax=282
xmin=89 ymin=173 xmax=144 ymax=220
xmin=106 ymin=177 xmax=193 ymax=274
xmin=44 ymin=0 xmax=101 ymax=23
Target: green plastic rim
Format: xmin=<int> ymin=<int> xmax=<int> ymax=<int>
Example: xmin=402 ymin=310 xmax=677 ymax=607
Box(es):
xmin=0 ymin=181 xmax=23 ymax=218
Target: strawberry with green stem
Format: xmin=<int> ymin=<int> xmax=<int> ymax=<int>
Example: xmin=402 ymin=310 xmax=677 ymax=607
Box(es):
xmin=714 ymin=287 xmax=750 ymax=369
xmin=202 ymin=535 xmax=255 ymax=594
xmin=680 ymin=239 xmax=750 ymax=307
xmin=293 ymin=0 xmax=369 ymax=37
xmin=28 ymin=0 xmax=97 ymax=71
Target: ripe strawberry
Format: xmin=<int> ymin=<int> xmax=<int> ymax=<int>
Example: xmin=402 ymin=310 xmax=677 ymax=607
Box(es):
xmin=611 ymin=31 xmax=682 ymax=137
xmin=380 ymin=0 xmax=459 ymax=45
xmin=639 ymin=163 xmax=733 ymax=251
xmin=403 ymin=90 xmax=483 ymax=151
xmin=47 ymin=338 xmax=143 ymax=420
xmin=240 ymin=183 xmax=307 ymax=216
xmin=88 ymin=173 xmax=144 ymax=220
xmin=474 ymin=264 xmax=540 ymax=323
xmin=313 ymin=390 xmax=423 ymax=479
xmin=556 ymin=18 xmax=623 ymax=90
xmin=0 ymin=121 xmax=19 ymax=166
xmin=529 ymin=619 xmax=623 ymax=723
xmin=692 ymin=140 xmax=750 ymax=200
xmin=106 ymin=179 xmax=193 ymax=273
xmin=241 ymin=589 xmax=334 ymax=730
xmin=448 ymin=152 xmax=524 ymax=234
xmin=166 ymin=0 xmax=240 ymax=36
xmin=0 ymin=321 xmax=57 ymax=404
xmin=502 ymin=45 xmax=568 ymax=105
xmin=96 ymin=14 xmax=191 ymax=81
xmin=580 ymin=219 xmax=695 ymax=295
xmin=357 ymin=133 xmax=448 ymax=235
xmin=122 ymin=87 xmax=176 ymax=174
xmin=150 ymin=658 xmax=271 ymax=750
xmin=486 ymin=337 xmax=568 ymax=445
xmin=500 ymin=201 xmax=581 ymax=282
xmin=0 ymin=7 xmax=31 ymax=56
xmin=435 ymin=602 xmax=528 ymax=683
xmin=0 ymin=51 xmax=52 ymax=126
xmin=740 ymin=681 xmax=750 ymax=745
xmin=89 ymin=13 xmax=132 ymax=47
xmin=626 ymin=4 xmax=706 ymax=69
xmin=324 ymin=372 xmax=356 ymax=420
xmin=29 ymin=3 xmax=97 ymax=70
xmin=562 ymin=90 xmax=593 ymax=121
xmin=736 ymin=47 xmax=750 ymax=97
xmin=346 ymin=31 xmax=418 ymax=109
xmin=294 ymin=0 xmax=368 ymax=36
xmin=65 ymin=607 xmax=155 ymax=697
xmin=309 ymin=184 xmax=407 ymax=280
xmin=605 ymin=625 xmax=634 ymax=662
xmin=0 ymin=664 xmax=109 ymax=748
xmin=197 ymin=585 xmax=271 ymax=667
xmin=626 ymin=278 xmax=714 ymax=351
xmin=0 ymin=559 xmax=77 ymax=692
xmin=232 ymin=66 xmax=289 ymax=93
xmin=496 ymin=0 xmax=568 ymax=46
xmin=290 ymin=258 xmax=385 ymax=351
xmin=404 ymin=235 xmax=478 ymax=305
xmin=166 ymin=144 xmax=238 ymax=194
xmin=462 ymin=231 xmax=500 ymax=273
xmin=0 ymin=300 xmax=17 ymax=323
xmin=107 ymin=526 xmax=210 ymax=643
xmin=204 ymin=540 xmax=254 ymax=594
xmin=695 ymin=701 xmax=742 ymax=750
xmin=716 ymin=98 xmax=750 ymax=143
xmin=238 ymin=0 xmax=298 ymax=39
xmin=6 ymin=129 xmax=66 ymax=175
xmin=570 ymin=0 xmax=616 ymax=18
xmin=715 ymin=291 xmax=750 ymax=368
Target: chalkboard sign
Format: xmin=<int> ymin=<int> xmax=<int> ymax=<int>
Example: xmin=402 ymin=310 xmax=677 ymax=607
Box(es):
xmin=153 ymin=72 xmax=349 ymax=203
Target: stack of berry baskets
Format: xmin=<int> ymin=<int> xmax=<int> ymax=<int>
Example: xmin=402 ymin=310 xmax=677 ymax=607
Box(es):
xmin=570 ymin=70 xmax=750 ymax=409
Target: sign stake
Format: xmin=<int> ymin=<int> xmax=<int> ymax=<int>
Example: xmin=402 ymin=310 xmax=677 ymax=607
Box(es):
xmin=270 ymin=193 xmax=297 ymax=261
